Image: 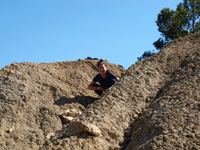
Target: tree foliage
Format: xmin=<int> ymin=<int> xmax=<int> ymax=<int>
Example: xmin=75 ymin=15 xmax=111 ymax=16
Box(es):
xmin=138 ymin=0 xmax=200 ymax=61
xmin=154 ymin=0 xmax=200 ymax=50
xmin=137 ymin=50 xmax=155 ymax=62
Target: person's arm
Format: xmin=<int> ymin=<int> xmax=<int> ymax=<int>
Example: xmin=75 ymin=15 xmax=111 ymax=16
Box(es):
xmin=88 ymin=81 xmax=97 ymax=90
xmin=109 ymin=72 xmax=119 ymax=81
xmin=88 ymin=81 xmax=104 ymax=91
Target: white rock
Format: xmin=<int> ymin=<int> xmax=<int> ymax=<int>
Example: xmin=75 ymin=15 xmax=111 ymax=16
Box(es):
xmin=46 ymin=133 xmax=55 ymax=139
xmin=7 ymin=127 xmax=15 ymax=133
xmin=62 ymin=116 xmax=74 ymax=123
xmin=68 ymin=109 xmax=79 ymax=117
xmin=65 ymin=121 xmax=101 ymax=137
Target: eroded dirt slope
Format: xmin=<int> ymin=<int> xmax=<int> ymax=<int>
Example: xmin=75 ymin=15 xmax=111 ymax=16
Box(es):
xmin=126 ymin=53 xmax=200 ymax=150
xmin=42 ymin=33 xmax=200 ymax=150
xmin=0 ymin=60 xmax=125 ymax=150
xmin=126 ymin=34 xmax=200 ymax=149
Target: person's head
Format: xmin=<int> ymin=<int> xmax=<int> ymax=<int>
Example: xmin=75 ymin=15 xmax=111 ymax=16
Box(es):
xmin=97 ymin=59 xmax=107 ymax=74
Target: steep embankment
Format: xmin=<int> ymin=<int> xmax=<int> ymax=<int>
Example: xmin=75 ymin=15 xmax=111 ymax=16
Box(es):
xmin=42 ymin=33 xmax=200 ymax=150
xmin=126 ymin=35 xmax=200 ymax=149
xmin=0 ymin=60 xmax=125 ymax=150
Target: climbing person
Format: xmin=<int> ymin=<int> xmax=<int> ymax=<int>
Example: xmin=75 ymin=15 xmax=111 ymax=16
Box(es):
xmin=88 ymin=59 xmax=119 ymax=95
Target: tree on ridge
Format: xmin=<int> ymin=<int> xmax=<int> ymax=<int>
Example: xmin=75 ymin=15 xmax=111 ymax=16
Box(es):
xmin=137 ymin=0 xmax=200 ymax=61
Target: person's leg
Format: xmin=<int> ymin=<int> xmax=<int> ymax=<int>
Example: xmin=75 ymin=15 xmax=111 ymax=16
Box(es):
xmin=93 ymin=83 xmax=103 ymax=96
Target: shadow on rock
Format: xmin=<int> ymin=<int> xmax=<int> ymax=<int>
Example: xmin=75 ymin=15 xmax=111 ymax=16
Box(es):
xmin=54 ymin=96 xmax=98 ymax=108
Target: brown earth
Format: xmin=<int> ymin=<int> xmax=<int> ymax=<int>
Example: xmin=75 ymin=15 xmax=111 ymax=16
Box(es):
xmin=1 ymin=33 xmax=200 ymax=150
xmin=0 ymin=60 xmax=125 ymax=150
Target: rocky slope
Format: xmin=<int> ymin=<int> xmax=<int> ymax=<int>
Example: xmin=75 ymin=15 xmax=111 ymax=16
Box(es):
xmin=1 ymin=33 xmax=200 ymax=150
xmin=0 ymin=60 xmax=125 ymax=150
xmin=43 ymin=33 xmax=200 ymax=150
xmin=126 ymin=34 xmax=200 ymax=149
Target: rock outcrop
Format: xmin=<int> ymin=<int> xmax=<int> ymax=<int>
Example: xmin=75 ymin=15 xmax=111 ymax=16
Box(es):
xmin=1 ymin=33 xmax=200 ymax=150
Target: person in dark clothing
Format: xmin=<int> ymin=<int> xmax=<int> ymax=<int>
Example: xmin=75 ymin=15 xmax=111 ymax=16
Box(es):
xmin=88 ymin=59 xmax=119 ymax=95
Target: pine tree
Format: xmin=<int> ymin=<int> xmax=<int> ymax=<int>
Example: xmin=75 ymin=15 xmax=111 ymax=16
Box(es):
xmin=138 ymin=0 xmax=200 ymax=61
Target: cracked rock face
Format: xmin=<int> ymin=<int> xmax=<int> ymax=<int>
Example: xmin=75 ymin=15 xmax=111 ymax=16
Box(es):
xmin=1 ymin=33 xmax=200 ymax=150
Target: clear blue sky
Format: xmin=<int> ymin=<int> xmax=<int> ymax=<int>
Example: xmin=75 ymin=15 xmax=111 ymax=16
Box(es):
xmin=0 ymin=0 xmax=182 ymax=69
